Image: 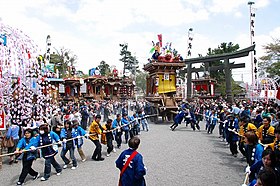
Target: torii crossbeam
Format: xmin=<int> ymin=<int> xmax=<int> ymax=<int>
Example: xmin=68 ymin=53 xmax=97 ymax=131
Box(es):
xmin=183 ymin=45 xmax=255 ymax=103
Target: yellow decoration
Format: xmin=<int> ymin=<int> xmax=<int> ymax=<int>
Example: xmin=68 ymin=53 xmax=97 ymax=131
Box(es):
xmin=158 ymin=74 xmax=176 ymax=94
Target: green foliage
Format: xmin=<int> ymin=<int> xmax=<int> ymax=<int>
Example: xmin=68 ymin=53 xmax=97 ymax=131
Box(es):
xmin=259 ymin=39 xmax=280 ymax=77
xmin=98 ymin=60 xmax=110 ymax=76
xmin=135 ymin=71 xmax=148 ymax=94
xmin=50 ymin=47 xmax=77 ymax=78
xmin=206 ymin=42 xmax=239 ymax=82
xmin=119 ymin=43 xmax=139 ymax=76
xmin=203 ymin=42 xmax=242 ymax=95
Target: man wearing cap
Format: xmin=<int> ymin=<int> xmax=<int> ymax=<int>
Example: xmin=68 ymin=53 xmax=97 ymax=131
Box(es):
xmin=89 ymin=115 xmax=104 ymax=161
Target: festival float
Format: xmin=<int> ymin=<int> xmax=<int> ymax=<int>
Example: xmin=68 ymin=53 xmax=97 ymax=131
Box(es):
xmin=84 ymin=67 xmax=135 ymax=101
xmin=144 ymin=35 xmax=185 ymax=123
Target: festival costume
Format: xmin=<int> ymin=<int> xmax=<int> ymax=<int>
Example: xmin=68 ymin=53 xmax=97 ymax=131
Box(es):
xmin=245 ymin=143 xmax=263 ymax=166
xmin=225 ymin=118 xmax=239 ymax=156
xmin=89 ymin=120 xmax=103 ymax=160
xmin=33 ymin=131 xmax=62 ymax=180
xmin=103 ymin=124 xmax=114 ymax=155
xmin=121 ymin=117 xmax=130 ymax=143
xmin=16 ymin=137 xmax=39 ymax=184
xmin=60 ymin=128 xmax=77 ymax=167
xmin=208 ymin=113 xmax=217 ymax=134
xmin=257 ymin=125 xmax=275 ymax=144
xmin=239 ymin=123 xmax=257 ymax=157
xmin=170 ymin=110 xmax=185 ymax=131
xmin=73 ymin=126 xmax=86 ymax=160
xmin=116 ymin=148 xmax=146 ymax=186
xmin=113 ymin=119 xmax=123 ymax=148
xmin=139 ymin=112 xmax=149 ymax=132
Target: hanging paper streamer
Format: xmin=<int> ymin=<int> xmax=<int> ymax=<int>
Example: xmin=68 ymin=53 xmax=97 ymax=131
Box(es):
xmin=0 ymin=23 xmax=48 ymax=126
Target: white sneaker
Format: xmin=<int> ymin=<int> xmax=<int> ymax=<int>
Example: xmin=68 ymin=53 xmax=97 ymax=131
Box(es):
xmin=81 ymin=159 xmax=86 ymax=162
xmin=41 ymin=177 xmax=47 ymax=181
xmin=106 ymin=153 xmax=111 ymax=157
xmin=63 ymin=164 xmax=68 ymax=169
xmin=71 ymin=166 xmax=77 ymax=170
xmin=113 ymin=148 xmax=116 ymax=153
xmin=56 ymin=172 xmax=61 ymax=176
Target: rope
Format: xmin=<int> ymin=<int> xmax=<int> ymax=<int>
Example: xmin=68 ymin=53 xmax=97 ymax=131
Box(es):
xmin=0 ymin=114 xmax=159 ymax=158
xmin=241 ymin=172 xmax=249 ymax=186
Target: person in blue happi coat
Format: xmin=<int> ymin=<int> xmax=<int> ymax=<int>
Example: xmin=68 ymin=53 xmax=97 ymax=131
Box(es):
xmin=116 ymin=136 xmax=146 ymax=186
xmin=170 ymin=108 xmax=187 ymax=131
xmin=224 ymin=114 xmax=239 ymax=157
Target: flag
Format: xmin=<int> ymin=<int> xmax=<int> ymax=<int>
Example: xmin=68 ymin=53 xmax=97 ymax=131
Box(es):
xmin=276 ymin=87 xmax=280 ymax=100
xmin=149 ymin=47 xmax=155 ymax=54
xmin=157 ymin=34 xmax=162 ymax=47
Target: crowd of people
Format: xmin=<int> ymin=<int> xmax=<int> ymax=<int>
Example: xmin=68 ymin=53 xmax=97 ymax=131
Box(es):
xmin=171 ymin=99 xmax=280 ymax=186
xmin=2 ymin=97 xmax=280 ymax=185
xmin=1 ymin=99 xmax=149 ymax=186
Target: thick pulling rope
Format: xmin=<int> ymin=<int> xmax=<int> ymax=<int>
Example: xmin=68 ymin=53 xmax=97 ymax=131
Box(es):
xmin=0 ymin=114 xmax=159 ymax=158
xmin=241 ymin=172 xmax=249 ymax=186
xmin=227 ymin=128 xmax=268 ymax=147
xmin=0 ymin=120 xmax=139 ymax=158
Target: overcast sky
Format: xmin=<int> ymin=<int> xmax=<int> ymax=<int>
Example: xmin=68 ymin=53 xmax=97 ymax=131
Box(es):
xmin=1 ymin=0 xmax=279 ymax=84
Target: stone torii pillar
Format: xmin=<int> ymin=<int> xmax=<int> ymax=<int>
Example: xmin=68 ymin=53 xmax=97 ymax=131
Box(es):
xmin=183 ymin=45 xmax=255 ymax=103
xmin=224 ymin=58 xmax=232 ymax=103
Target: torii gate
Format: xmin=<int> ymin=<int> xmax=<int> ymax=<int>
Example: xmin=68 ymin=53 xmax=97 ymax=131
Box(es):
xmin=184 ymin=45 xmax=255 ymax=103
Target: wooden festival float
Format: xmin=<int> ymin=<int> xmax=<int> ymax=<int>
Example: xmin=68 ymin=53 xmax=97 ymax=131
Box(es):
xmin=144 ymin=51 xmax=185 ymax=123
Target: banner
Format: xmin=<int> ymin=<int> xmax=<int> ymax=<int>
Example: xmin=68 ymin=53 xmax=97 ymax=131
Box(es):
xmin=0 ymin=111 xmax=5 ymax=130
xmin=157 ymin=34 xmax=162 ymax=47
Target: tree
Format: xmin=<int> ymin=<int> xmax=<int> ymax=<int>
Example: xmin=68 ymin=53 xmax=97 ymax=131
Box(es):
xmin=259 ymin=38 xmax=280 ymax=77
xmin=49 ymin=47 xmax=78 ymax=78
xmin=135 ymin=71 xmax=148 ymax=94
xmin=119 ymin=43 xmax=139 ymax=76
xmin=98 ymin=60 xmax=110 ymax=76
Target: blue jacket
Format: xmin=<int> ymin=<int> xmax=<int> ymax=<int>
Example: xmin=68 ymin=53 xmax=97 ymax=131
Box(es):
xmin=33 ymin=131 xmax=60 ymax=158
xmin=73 ymin=126 xmax=86 ymax=148
xmin=116 ymin=148 xmax=146 ymax=186
xmin=210 ymin=113 xmax=218 ymax=125
xmin=246 ymin=143 xmax=264 ymax=166
xmin=17 ymin=137 xmax=38 ymax=160
xmin=6 ymin=125 xmax=20 ymax=140
xmin=121 ymin=118 xmax=130 ymax=131
xmin=174 ymin=110 xmax=185 ymax=124
xmin=112 ymin=119 xmax=121 ymax=129
xmin=225 ymin=118 xmax=239 ymax=141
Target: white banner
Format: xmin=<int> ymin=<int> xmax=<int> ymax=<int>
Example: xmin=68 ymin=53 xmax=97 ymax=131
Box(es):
xmin=59 ymin=84 xmax=65 ymax=93
xmin=80 ymin=83 xmax=87 ymax=94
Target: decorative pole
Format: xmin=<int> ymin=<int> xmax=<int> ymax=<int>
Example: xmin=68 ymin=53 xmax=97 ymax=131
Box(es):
xmin=185 ymin=28 xmax=193 ymax=100
xmin=248 ymin=1 xmax=256 ymax=100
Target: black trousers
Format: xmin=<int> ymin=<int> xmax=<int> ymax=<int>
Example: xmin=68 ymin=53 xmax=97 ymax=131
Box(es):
xmin=19 ymin=159 xmax=38 ymax=183
xmin=90 ymin=139 xmax=102 ymax=160
xmin=239 ymin=141 xmax=246 ymax=157
xmin=107 ymin=138 xmax=113 ymax=154
xmin=115 ymin=131 xmax=122 ymax=147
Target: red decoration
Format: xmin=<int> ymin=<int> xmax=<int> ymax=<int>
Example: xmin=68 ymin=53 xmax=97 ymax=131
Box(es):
xmin=276 ymin=88 xmax=280 ymax=100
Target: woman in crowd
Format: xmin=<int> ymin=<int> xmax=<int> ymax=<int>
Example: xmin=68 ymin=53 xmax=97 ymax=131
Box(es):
xmin=72 ymin=119 xmax=87 ymax=162
xmin=33 ymin=124 xmax=62 ymax=181
xmin=14 ymin=129 xmax=40 ymax=185
xmin=103 ymin=119 xmax=114 ymax=157
xmin=255 ymin=168 xmax=278 ymax=186
xmin=246 ymin=149 xmax=279 ymax=186
xmin=238 ymin=116 xmax=257 ymax=158
xmin=244 ymin=131 xmax=263 ymax=166
xmin=6 ymin=120 xmax=20 ymax=164
xmin=60 ymin=120 xmax=78 ymax=170
xmin=224 ymin=114 xmax=239 ymax=157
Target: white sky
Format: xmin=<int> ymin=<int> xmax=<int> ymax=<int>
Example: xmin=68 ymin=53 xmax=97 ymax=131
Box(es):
xmin=0 ymin=0 xmax=280 ymax=84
